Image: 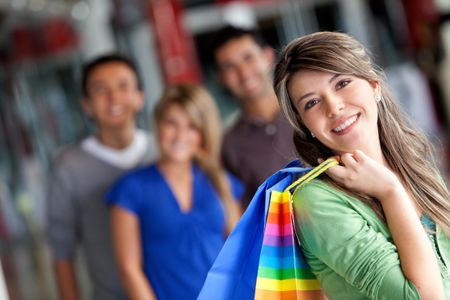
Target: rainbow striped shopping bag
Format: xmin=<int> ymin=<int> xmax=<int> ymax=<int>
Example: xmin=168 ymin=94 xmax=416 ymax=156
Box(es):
xmin=198 ymin=158 xmax=337 ymax=300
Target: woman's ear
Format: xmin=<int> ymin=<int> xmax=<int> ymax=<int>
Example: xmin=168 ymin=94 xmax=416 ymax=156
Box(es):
xmin=369 ymin=80 xmax=380 ymax=94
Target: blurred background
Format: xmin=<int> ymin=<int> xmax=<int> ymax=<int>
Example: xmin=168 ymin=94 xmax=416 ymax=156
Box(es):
xmin=1 ymin=0 xmax=450 ymax=299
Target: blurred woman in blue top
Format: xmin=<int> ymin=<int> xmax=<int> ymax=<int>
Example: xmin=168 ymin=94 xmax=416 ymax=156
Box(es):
xmin=106 ymin=83 xmax=243 ymax=300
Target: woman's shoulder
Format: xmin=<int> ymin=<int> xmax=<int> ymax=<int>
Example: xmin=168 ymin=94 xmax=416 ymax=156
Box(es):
xmin=114 ymin=163 xmax=157 ymax=187
xmin=106 ymin=164 xmax=158 ymax=207
xmin=295 ymin=178 xmax=344 ymax=198
xmin=293 ymin=178 xmax=350 ymax=210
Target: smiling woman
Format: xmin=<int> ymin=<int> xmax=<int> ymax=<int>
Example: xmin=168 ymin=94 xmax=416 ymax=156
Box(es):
xmin=287 ymin=70 xmax=380 ymax=157
xmin=156 ymin=104 xmax=202 ymax=171
xmin=273 ymin=31 xmax=450 ymax=300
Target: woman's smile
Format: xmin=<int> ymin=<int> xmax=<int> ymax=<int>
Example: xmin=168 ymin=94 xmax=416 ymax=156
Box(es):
xmin=288 ymin=70 xmax=380 ymax=154
xmin=331 ymin=113 xmax=360 ymax=135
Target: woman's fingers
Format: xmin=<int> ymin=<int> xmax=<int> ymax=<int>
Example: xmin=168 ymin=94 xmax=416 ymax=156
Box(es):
xmin=321 ymin=150 xmax=400 ymax=198
xmin=353 ymin=149 xmax=366 ymax=162
xmin=324 ymin=151 xmax=363 ymax=186
xmin=340 ymin=153 xmax=357 ymax=167
xmin=325 ymin=163 xmax=347 ymax=181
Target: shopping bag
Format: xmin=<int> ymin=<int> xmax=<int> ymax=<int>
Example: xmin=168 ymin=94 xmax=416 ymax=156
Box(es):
xmin=198 ymin=158 xmax=338 ymax=300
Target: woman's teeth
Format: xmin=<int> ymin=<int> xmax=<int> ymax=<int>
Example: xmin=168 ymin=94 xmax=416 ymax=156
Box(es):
xmin=332 ymin=115 xmax=357 ymax=132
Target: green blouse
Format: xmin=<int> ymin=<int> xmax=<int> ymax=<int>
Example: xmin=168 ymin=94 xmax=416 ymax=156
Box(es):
xmin=293 ymin=179 xmax=450 ymax=300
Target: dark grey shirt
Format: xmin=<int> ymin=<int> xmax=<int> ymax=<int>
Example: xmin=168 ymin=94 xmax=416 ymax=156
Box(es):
xmin=47 ymin=145 xmax=151 ymax=300
xmin=222 ymin=112 xmax=296 ymax=209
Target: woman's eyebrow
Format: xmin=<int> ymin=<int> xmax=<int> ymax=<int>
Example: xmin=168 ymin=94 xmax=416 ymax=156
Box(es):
xmin=298 ymin=92 xmax=314 ymax=103
xmin=295 ymin=74 xmax=343 ymax=105
xmin=329 ymin=73 xmax=341 ymax=83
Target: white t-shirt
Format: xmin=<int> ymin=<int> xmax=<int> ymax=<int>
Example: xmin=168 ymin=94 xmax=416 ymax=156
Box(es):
xmin=81 ymin=129 xmax=157 ymax=169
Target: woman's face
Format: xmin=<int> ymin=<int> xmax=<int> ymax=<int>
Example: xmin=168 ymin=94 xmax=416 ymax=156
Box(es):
xmin=157 ymin=104 xmax=202 ymax=164
xmin=288 ymin=69 xmax=380 ymax=155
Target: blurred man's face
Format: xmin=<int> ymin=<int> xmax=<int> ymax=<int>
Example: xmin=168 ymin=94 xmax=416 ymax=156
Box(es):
xmin=215 ymin=36 xmax=274 ymax=104
xmin=82 ymin=62 xmax=144 ymax=130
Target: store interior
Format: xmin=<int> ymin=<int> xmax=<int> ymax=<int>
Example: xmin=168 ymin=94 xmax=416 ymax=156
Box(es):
xmin=1 ymin=0 xmax=450 ymax=299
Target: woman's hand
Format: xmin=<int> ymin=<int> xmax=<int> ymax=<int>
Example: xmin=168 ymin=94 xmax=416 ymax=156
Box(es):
xmin=324 ymin=150 xmax=445 ymax=299
xmin=324 ymin=150 xmax=402 ymax=201
xmin=111 ymin=206 xmax=158 ymax=300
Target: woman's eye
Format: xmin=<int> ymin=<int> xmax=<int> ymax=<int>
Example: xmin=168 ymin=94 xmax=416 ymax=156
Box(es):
xmin=304 ymin=98 xmax=320 ymax=110
xmin=162 ymin=119 xmax=176 ymax=127
xmin=188 ymin=123 xmax=198 ymax=131
xmin=336 ymin=79 xmax=351 ymax=89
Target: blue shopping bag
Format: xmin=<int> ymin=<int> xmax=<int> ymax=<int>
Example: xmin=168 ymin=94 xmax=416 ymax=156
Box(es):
xmin=198 ymin=159 xmax=337 ymax=300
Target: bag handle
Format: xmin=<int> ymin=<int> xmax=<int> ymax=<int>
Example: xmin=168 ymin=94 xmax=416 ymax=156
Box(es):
xmin=286 ymin=157 xmax=339 ymax=194
xmin=288 ymin=158 xmax=339 ymax=261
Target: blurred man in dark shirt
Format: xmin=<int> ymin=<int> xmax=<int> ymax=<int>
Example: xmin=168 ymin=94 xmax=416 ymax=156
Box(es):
xmin=212 ymin=25 xmax=295 ymax=209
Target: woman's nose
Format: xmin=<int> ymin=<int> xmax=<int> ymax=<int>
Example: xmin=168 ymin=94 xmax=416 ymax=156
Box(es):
xmin=325 ymin=95 xmax=345 ymax=118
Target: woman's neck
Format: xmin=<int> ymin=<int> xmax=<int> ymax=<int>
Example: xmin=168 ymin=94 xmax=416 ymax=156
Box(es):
xmin=157 ymin=158 xmax=193 ymax=176
xmin=361 ymin=139 xmax=386 ymax=167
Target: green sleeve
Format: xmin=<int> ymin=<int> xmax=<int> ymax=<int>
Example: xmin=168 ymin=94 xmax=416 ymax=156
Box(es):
xmin=293 ymin=180 xmax=419 ymax=299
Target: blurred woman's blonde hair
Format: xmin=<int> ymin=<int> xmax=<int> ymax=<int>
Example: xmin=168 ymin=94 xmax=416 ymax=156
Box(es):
xmin=274 ymin=31 xmax=450 ymax=233
xmin=154 ymin=83 xmax=240 ymax=233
